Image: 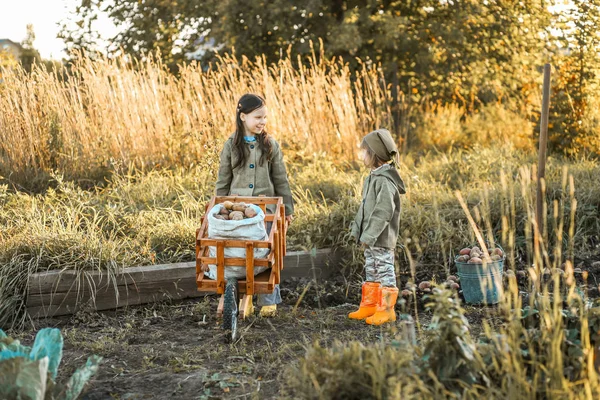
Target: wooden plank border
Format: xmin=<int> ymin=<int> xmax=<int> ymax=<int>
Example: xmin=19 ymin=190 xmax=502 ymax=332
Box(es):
xmin=27 ymin=248 xmax=343 ymax=318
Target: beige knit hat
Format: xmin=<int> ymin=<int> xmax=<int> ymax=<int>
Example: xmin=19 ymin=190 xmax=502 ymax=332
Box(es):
xmin=363 ymin=129 xmax=397 ymax=162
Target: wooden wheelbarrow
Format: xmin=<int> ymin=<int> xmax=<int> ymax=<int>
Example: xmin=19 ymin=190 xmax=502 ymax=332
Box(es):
xmin=195 ymin=195 xmax=287 ymax=341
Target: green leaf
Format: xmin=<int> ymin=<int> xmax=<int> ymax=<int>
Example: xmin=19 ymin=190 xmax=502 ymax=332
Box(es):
xmin=53 ymin=355 xmax=102 ymax=400
xmin=455 ymin=336 xmax=475 ymax=361
xmin=521 ymin=306 xmax=539 ymax=319
xmin=0 ymin=356 xmax=49 ymax=400
xmin=30 ymin=328 xmax=63 ymax=380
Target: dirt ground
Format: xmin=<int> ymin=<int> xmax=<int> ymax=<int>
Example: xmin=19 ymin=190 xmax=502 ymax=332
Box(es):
xmin=17 ymin=258 xmax=600 ymax=399
xmin=13 ymin=276 xmax=475 ymax=399
xmin=16 ymin=278 xmax=387 ymax=399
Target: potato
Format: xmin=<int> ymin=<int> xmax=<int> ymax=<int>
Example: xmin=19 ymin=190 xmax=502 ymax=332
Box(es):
xmin=468 ymin=257 xmax=483 ymax=264
xmin=401 ymin=289 xmax=412 ymax=297
xmin=223 ymin=201 xmax=234 ymax=210
xmin=459 ymin=248 xmax=471 ymax=255
xmin=449 ymin=282 xmax=460 ymax=290
xmin=214 ymin=214 xmax=226 ymax=220
xmin=457 ymin=255 xmax=470 ymax=263
xmin=232 ymin=202 xmax=246 ymax=212
xmin=491 ymin=254 xmax=502 ymax=261
xmin=219 ymin=206 xmax=230 ymax=216
xmin=418 ymin=281 xmax=431 ymax=290
xmin=447 ymin=275 xmax=458 ymax=282
xmin=229 ymin=211 xmax=244 ymax=221
xmin=470 ymin=246 xmax=481 ymax=254
xmin=470 ymin=252 xmax=482 ymax=259
xmin=516 ymin=270 xmax=527 ymax=278
xmin=492 ymin=248 xmax=504 ymax=257
xmin=244 ymin=207 xmax=258 ymax=218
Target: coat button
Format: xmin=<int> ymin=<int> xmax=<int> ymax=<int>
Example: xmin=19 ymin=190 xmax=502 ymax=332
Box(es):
xmin=250 ymin=145 xmax=255 ymax=149
xmin=249 ymin=184 xmax=254 ymax=189
xmin=249 ymin=164 xmax=254 ymax=169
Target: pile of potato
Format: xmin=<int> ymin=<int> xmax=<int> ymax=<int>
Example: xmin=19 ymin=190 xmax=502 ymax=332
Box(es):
xmin=401 ymin=276 xmax=461 ymax=298
xmin=213 ymin=201 xmax=258 ymax=221
xmin=456 ymin=246 xmax=504 ymax=264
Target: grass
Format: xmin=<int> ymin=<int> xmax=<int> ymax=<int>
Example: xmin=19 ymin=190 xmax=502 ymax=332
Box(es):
xmin=1 ymin=148 xmax=599 ymax=329
xmin=285 ymin=158 xmax=600 ymax=399
xmin=0 ymin=50 xmax=390 ymax=189
xmin=2 ymin=53 xmax=600 ymax=398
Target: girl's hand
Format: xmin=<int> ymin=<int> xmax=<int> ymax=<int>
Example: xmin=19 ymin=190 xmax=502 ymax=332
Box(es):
xmin=286 ymin=215 xmax=294 ymax=224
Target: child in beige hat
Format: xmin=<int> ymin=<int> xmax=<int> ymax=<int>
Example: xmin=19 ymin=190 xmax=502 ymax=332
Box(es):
xmin=349 ymin=129 xmax=406 ymax=325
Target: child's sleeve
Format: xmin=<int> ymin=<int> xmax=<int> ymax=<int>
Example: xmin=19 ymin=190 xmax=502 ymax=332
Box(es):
xmin=350 ymin=178 xmax=368 ymax=242
xmin=270 ymin=141 xmax=294 ymax=216
xmin=359 ymin=180 xmax=396 ymax=246
xmin=215 ymin=140 xmax=233 ymax=196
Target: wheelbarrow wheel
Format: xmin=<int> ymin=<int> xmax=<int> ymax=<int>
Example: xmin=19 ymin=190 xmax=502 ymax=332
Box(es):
xmin=222 ymin=278 xmax=238 ymax=343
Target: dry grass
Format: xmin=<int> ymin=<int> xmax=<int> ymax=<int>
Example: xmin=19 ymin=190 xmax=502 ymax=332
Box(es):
xmin=0 ymin=49 xmax=391 ymax=188
xmin=1 ymin=149 xmax=599 ymax=330
xmin=286 ymin=158 xmax=600 ymax=399
xmin=0 ymin=49 xmax=553 ymax=190
xmin=2 ymin=53 xmax=600 ymax=398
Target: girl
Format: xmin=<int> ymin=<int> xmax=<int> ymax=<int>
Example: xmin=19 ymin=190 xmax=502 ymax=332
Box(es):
xmin=215 ymin=93 xmax=294 ymax=317
xmin=349 ymin=128 xmax=406 ymax=325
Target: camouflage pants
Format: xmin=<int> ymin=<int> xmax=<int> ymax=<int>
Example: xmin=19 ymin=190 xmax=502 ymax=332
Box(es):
xmin=364 ymin=247 xmax=397 ymax=287
xmin=257 ymin=284 xmax=281 ymax=306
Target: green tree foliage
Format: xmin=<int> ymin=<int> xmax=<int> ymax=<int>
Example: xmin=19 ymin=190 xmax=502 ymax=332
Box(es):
xmin=60 ymin=0 xmax=215 ymax=70
xmin=0 ymin=50 xmax=19 ymax=71
xmin=62 ymin=1 xmax=550 ymax=103
xmin=550 ymin=0 xmax=600 ymax=155
xmin=58 ymin=0 xmax=105 ymax=59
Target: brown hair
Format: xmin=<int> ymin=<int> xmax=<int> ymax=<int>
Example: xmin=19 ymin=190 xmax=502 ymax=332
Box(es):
xmin=232 ymin=94 xmax=273 ymax=170
xmin=360 ymin=139 xmax=387 ymax=169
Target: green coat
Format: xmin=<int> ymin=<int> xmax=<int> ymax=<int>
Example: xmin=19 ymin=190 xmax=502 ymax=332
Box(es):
xmin=215 ymin=135 xmax=294 ymax=216
xmin=351 ymin=164 xmax=406 ymax=249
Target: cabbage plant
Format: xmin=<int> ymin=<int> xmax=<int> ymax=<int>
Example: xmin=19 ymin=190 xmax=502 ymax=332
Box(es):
xmin=0 ymin=328 xmax=101 ymax=400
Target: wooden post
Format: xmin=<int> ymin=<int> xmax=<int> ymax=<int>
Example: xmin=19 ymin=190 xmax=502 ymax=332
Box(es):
xmin=536 ymin=64 xmax=552 ymax=238
xmin=245 ymin=242 xmax=254 ymax=295
xmin=216 ymin=242 xmax=225 ymax=294
xmin=280 ymin=203 xmax=287 ymax=258
xmin=273 ymin=230 xmax=280 ymax=288
xmin=195 ymin=228 xmax=201 ymax=276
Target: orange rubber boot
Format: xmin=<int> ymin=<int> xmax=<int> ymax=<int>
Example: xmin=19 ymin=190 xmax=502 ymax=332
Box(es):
xmin=348 ymin=282 xmax=381 ymax=320
xmin=366 ymin=286 xmax=399 ymax=325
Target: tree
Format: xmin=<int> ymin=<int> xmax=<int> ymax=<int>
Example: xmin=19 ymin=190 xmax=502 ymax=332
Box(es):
xmin=62 ymin=0 xmax=551 ymax=105
xmin=60 ymin=0 xmax=217 ymax=70
xmin=20 ymin=24 xmax=42 ymax=73
xmin=58 ymin=0 xmax=110 ymax=61
xmin=0 ymin=49 xmax=19 ymax=81
xmin=550 ymin=0 xmax=600 ymax=155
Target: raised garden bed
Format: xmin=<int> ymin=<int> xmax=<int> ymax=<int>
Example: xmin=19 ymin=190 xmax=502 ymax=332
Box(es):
xmin=27 ymin=248 xmax=342 ymax=318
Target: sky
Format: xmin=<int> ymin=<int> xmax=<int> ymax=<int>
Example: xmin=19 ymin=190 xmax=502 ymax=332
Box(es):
xmin=0 ymin=0 xmax=117 ymax=60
